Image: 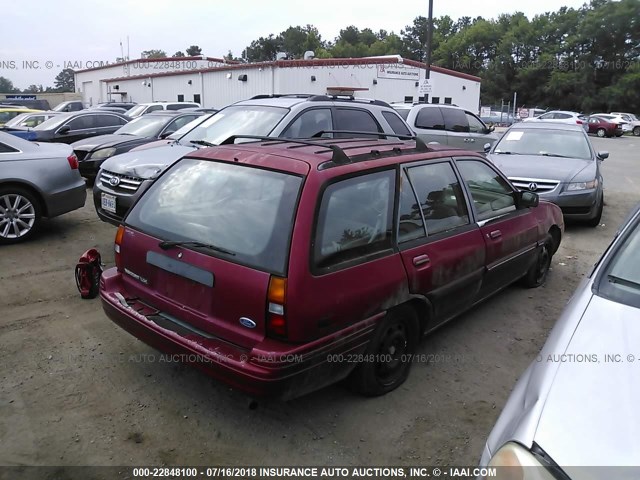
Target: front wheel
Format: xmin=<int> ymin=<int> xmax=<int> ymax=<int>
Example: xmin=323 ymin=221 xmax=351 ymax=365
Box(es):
xmin=350 ymin=306 xmax=420 ymax=396
xmin=0 ymin=187 xmax=42 ymax=245
xmin=522 ymin=235 xmax=553 ymax=288
xmin=586 ymin=195 xmax=604 ymax=227
xmin=634 ymin=126 xmax=640 ymax=137
xmin=597 ymin=128 xmax=606 ymax=138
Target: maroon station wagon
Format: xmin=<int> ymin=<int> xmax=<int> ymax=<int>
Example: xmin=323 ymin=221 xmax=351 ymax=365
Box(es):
xmin=100 ymin=136 xmax=564 ymax=399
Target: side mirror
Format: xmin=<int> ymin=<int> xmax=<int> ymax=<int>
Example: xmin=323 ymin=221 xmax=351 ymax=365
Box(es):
xmin=519 ymin=190 xmax=539 ymax=208
xmin=484 ymin=125 xmax=495 ymax=133
xmin=58 ymin=125 xmax=71 ymax=134
xmin=597 ymin=151 xmax=609 ymax=160
xmin=160 ymin=131 xmax=175 ymax=139
xmin=483 ymin=143 xmax=492 ymax=153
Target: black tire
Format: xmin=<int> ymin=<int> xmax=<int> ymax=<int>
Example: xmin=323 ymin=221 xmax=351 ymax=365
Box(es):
xmin=522 ymin=235 xmax=553 ymax=288
xmin=350 ymin=306 xmax=420 ymax=396
xmin=0 ymin=186 xmax=42 ymax=245
xmin=596 ymin=128 xmax=606 ymax=138
xmin=634 ymin=126 xmax=640 ymax=137
xmin=586 ymin=195 xmax=604 ymax=227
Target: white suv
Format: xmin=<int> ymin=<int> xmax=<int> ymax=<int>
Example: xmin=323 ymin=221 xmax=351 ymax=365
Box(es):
xmin=125 ymin=102 xmax=201 ymax=118
xmin=523 ymin=110 xmax=588 ymax=131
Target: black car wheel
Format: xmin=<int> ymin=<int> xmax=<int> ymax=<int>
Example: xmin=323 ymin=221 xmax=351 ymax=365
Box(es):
xmin=634 ymin=126 xmax=640 ymax=137
xmin=586 ymin=194 xmax=604 ymax=227
xmin=0 ymin=186 xmax=42 ymax=245
xmin=522 ymin=235 xmax=553 ymax=288
xmin=350 ymin=306 xmax=419 ymax=396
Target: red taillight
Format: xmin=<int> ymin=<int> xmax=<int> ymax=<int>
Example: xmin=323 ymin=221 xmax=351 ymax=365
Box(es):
xmin=114 ymin=225 xmax=125 ymax=270
xmin=576 ymin=120 xmax=584 ymax=125
xmin=67 ymin=154 xmax=79 ymax=169
xmin=267 ymin=276 xmax=287 ymax=338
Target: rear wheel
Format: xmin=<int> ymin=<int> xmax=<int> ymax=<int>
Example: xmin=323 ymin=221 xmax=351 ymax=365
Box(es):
xmin=0 ymin=187 xmax=41 ymax=245
xmin=634 ymin=126 xmax=640 ymax=137
xmin=522 ymin=235 xmax=553 ymax=288
xmin=596 ymin=128 xmax=606 ymax=138
xmin=350 ymin=306 xmax=419 ymax=396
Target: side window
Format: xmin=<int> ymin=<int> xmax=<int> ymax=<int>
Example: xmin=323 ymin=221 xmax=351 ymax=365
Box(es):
xmin=147 ymin=105 xmax=163 ymax=113
xmin=589 ymin=118 xmax=598 ymax=124
xmin=22 ymin=115 xmax=44 ymax=127
xmin=406 ymin=162 xmax=470 ymax=236
xmin=555 ymin=113 xmax=571 ymax=119
xmin=382 ymin=111 xmax=412 ymax=136
xmin=168 ymin=115 xmax=199 ymax=132
xmin=282 ymin=108 xmax=332 ymax=138
xmin=398 ymin=168 xmax=426 ymax=242
xmin=167 ymin=103 xmax=186 ymax=111
xmin=539 ymin=113 xmax=553 ymax=120
xmin=334 ymin=108 xmax=381 ymax=137
xmin=457 ymin=160 xmax=516 ymax=221
xmin=466 ymin=112 xmax=486 ymax=133
xmin=441 ymin=107 xmax=469 ymax=132
xmin=414 ymin=107 xmax=445 ymax=130
xmin=0 ymin=142 xmax=19 ymax=153
xmin=95 ymin=115 xmax=123 ymax=127
xmin=67 ymin=115 xmax=94 ymax=130
xmin=314 ymin=170 xmax=395 ymax=270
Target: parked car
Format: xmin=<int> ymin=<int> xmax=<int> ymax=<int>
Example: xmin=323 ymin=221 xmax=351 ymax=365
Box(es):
xmin=0 ymin=108 xmax=42 ymax=126
xmin=591 ymin=113 xmax=631 ymax=136
xmin=587 ymin=115 xmax=622 ymax=137
xmin=52 ymin=100 xmax=85 ymax=112
xmin=96 ymin=102 xmax=138 ymax=111
xmin=610 ymin=112 xmax=640 ymax=136
xmin=26 ymin=111 xmax=130 ymax=144
xmin=0 ymin=99 xmax=51 ymax=110
xmin=181 ymin=107 xmax=219 ymax=114
xmin=480 ymin=203 xmax=640 ymax=477
xmin=125 ymin=102 xmax=201 ymax=118
xmin=99 ymin=135 xmax=564 ymax=400
xmin=399 ymin=104 xmax=499 ymax=153
xmin=93 ymin=93 xmax=412 ymax=225
xmin=72 ymin=111 xmax=204 ymax=180
xmin=486 ymin=122 xmax=606 ymax=226
xmin=1 ymin=111 xmax=63 ymax=140
xmin=0 ymin=131 xmax=86 ymax=244
xmin=523 ymin=110 xmax=589 ymax=131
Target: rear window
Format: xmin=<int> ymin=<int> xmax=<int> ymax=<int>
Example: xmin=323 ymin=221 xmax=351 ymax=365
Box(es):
xmin=125 ymin=159 xmax=302 ymax=274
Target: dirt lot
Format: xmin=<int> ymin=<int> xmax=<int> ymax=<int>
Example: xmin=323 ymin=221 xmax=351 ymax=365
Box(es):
xmin=1 ymin=136 xmax=639 ymax=468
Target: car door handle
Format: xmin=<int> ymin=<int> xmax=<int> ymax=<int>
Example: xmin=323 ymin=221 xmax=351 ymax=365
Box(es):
xmin=487 ymin=230 xmax=502 ymax=240
xmin=412 ymin=254 xmax=430 ymax=266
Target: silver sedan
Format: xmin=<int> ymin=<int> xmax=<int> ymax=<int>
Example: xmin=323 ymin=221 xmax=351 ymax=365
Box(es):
xmin=0 ymin=131 xmax=86 ymax=244
xmin=480 ymin=204 xmax=640 ymax=478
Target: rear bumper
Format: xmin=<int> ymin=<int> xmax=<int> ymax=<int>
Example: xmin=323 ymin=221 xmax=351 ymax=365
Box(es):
xmin=43 ymin=180 xmax=87 ymax=218
xmin=99 ymin=268 xmax=375 ymax=399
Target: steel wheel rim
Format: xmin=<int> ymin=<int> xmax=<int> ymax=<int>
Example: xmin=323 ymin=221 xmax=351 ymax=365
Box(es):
xmin=0 ymin=194 xmax=36 ymax=239
xmin=536 ymin=244 xmax=551 ymax=284
xmin=375 ymin=323 xmax=408 ymax=384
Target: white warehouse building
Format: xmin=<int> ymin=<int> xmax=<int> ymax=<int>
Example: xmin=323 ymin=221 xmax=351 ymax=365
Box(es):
xmin=74 ymin=55 xmax=482 ymax=112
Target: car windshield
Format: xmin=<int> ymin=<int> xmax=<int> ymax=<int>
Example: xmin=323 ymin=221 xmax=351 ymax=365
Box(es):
xmin=115 ymin=115 xmax=169 ymax=136
xmin=493 ymin=128 xmax=592 ymax=159
xmin=4 ymin=113 xmax=36 ymax=127
xmin=126 ymin=159 xmax=302 ymax=274
xmin=168 ymin=114 xmax=212 ymax=140
xmin=33 ymin=114 xmax=71 ymax=130
xmin=178 ymin=105 xmax=288 ymax=146
xmin=125 ymin=105 xmax=149 ymax=117
xmin=597 ymin=215 xmax=640 ymax=308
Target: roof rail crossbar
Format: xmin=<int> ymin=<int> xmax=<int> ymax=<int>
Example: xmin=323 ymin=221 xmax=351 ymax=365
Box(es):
xmin=218 ymin=135 xmax=351 ymax=164
xmin=249 ymin=94 xmax=315 ymax=100
xmin=312 ymin=130 xmax=429 ymax=152
xmin=306 ymin=95 xmax=391 ymax=107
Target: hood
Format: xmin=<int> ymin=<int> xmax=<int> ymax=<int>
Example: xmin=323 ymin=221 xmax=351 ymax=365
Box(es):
xmin=487 ymin=153 xmax=593 ymax=182
xmin=99 ymin=144 xmax=195 ymax=179
xmin=71 ymin=134 xmax=139 ymax=151
xmin=534 ymin=294 xmax=640 ymax=468
xmin=130 ymin=138 xmax=174 ymax=152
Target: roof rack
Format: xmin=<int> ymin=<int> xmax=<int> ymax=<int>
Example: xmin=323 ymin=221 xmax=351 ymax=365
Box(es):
xmin=249 ymin=94 xmax=316 ymax=100
xmin=306 ymin=95 xmax=391 ymax=107
xmin=312 ymin=130 xmax=429 ymax=152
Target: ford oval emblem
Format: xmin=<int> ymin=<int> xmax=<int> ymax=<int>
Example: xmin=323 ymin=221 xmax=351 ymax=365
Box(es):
xmin=239 ymin=317 xmax=257 ymax=329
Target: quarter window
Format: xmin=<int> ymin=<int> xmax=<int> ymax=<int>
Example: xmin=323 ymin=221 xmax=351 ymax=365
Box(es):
xmin=457 ymin=160 xmax=516 ymax=221
xmin=315 ymin=170 xmax=395 ymax=269
xmin=382 ymin=111 xmax=412 ymax=136
xmin=282 ymin=108 xmax=332 ymax=138
xmin=0 ymin=142 xmax=19 ymax=153
xmin=147 ymin=105 xmax=164 ymax=113
xmin=334 ymin=109 xmax=381 ymax=137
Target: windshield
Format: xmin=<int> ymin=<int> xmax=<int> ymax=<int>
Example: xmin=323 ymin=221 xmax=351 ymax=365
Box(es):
xmin=493 ymin=128 xmax=592 ymax=159
xmin=116 ymin=115 xmax=168 ymax=136
xmin=597 ymin=215 xmax=640 ymax=309
xmin=179 ymin=105 xmax=288 ymax=145
xmin=168 ymin=114 xmax=212 ymax=140
xmin=33 ymin=114 xmax=71 ymax=130
xmin=126 ymin=159 xmax=302 ymax=274
xmin=126 ymin=105 xmax=149 ymax=117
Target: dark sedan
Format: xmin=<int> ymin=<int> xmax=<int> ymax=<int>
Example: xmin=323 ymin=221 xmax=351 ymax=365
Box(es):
xmin=28 ymin=111 xmax=131 ymax=144
xmin=587 ymin=115 xmax=622 ymax=137
xmin=72 ymin=111 xmax=204 ymax=180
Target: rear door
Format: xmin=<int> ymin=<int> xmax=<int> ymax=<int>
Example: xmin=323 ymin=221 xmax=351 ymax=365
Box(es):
xmin=397 ymin=160 xmax=485 ymax=325
xmin=466 ymin=111 xmax=492 ymax=152
xmin=455 ymin=158 xmax=540 ymax=298
xmin=411 ymin=106 xmax=448 ymax=145
xmin=95 ymin=114 xmax=127 ymax=135
xmin=440 ymin=107 xmax=470 ymax=149
xmin=57 ymin=115 xmax=97 ymax=143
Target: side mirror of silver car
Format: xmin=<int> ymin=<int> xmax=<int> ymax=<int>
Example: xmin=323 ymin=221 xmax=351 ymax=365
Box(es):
xmin=597 ymin=151 xmax=609 ymax=160
xmin=483 ymin=143 xmax=491 ymax=153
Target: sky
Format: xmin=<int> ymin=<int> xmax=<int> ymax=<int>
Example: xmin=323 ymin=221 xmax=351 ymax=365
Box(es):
xmin=1 ymin=0 xmax=588 ymax=89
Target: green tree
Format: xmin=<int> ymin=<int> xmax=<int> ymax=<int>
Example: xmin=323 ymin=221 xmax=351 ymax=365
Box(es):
xmin=0 ymin=76 xmax=19 ymax=92
xmin=186 ymin=45 xmax=202 ymax=56
xmin=141 ymin=49 xmax=167 ymax=59
xmin=24 ymin=84 xmax=44 ymax=93
xmin=173 ymin=51 xmax=186 ymax=57
xmin=54 ymin=69 xmax=75 ymax=92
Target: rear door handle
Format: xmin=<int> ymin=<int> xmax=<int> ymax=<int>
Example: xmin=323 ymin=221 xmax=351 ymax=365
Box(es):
xmin=412 ymin=254 xmax=430 ymax=266
xmin=487 ymin=230 xmax=502 ymax=240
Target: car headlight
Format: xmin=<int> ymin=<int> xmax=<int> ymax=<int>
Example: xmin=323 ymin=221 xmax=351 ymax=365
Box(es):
xmin=487 ymin=443 xmax=565 ymax=480
xmin=566 ymin=179 xmax=597 ymax=191
xmin=89 ymin=147 xmax=116 ymax=160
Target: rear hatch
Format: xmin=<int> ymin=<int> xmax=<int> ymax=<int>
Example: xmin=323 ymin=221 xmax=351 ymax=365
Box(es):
xmin=118 ymin=157 xmax=304 ymax=349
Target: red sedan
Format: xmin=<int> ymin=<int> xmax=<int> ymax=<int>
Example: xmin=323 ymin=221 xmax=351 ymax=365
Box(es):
xmin=587 ymin=115 xmax=622 ymax=137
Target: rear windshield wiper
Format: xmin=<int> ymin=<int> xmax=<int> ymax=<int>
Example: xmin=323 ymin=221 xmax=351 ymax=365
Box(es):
xmin=158 ymin=240 xmax=236 ymax=256
xmin=189 ymin=140 xmax=216 ymax=147
xmin=608 ymin=274 xmax=640 ymax=290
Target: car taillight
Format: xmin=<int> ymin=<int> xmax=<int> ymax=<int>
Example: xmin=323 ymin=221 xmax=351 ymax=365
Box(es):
xmin=67 ymin=154 xmax=79 ymax=169
xmin=114 ymin=225 xmax=125 ymax=270
xmin=267 ymin=276 xmax=287 ymax=338
xmin=576 ymin=120 xmax=584 ymax=124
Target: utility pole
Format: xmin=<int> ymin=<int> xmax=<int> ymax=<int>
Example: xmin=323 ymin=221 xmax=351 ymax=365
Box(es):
xmin=423 ymin=0 xmax=434 ymax=103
